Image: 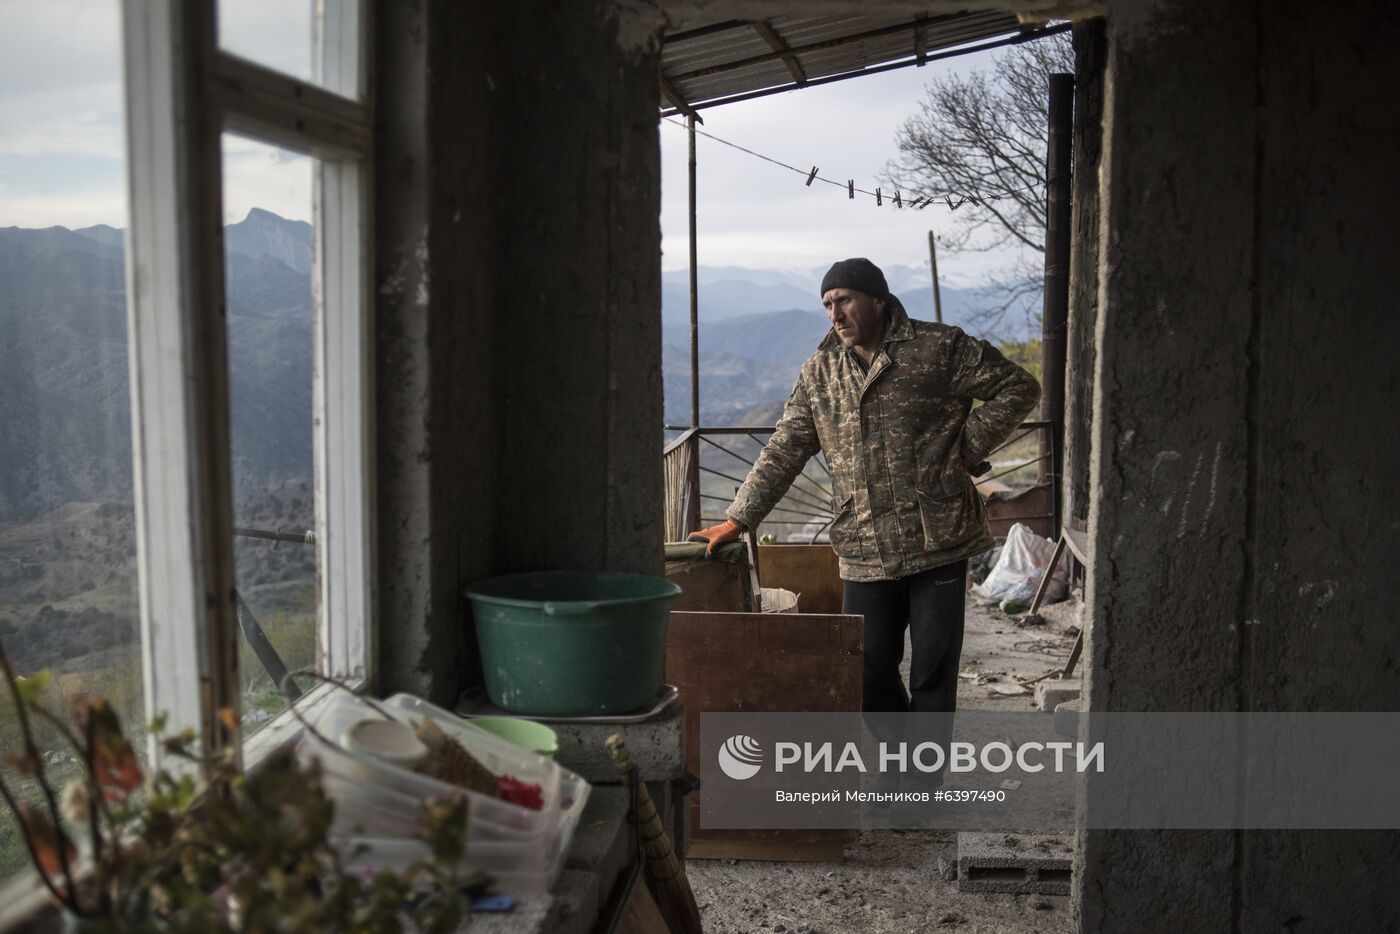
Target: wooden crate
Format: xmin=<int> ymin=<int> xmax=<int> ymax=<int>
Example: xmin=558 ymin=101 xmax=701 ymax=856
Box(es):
xmin=664 ymin=541 xmax=755 ymax=613
xmin=755 ymin=543 xmax=842 ymax=615
xmin=666 ymin=610 xmax=862 ymax=862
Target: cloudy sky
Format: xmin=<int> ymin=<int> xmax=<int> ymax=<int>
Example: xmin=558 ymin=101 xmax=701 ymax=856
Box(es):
xmin=657 ymin=59 xmax=1026 ymax=285
xmin=0 ymin=0 xmax=1025 ymax=286
xmin=0 ymin=0 xmax=316 ymax=229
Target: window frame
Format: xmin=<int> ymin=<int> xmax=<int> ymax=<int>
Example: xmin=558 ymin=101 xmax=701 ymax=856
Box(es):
xmin=120 ymin=0 xmax=375 ymax=770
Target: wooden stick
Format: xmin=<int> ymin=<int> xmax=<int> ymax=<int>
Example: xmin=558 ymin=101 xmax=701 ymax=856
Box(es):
xmin=606 ymin=735 xmax=704 ymax=934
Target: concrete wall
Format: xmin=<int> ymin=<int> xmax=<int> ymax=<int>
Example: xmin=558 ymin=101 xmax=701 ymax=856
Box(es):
xmin=374 ymin=0 xmax=490 ymax=705
xmin=1239 ymin=0 xmax=1400 ymax=925
xmin=1063 ymin=19 xmax=1104 ymax=529
xmin=1081 ymin=0 xmax=1400 ymax=929
xmin=372 ymin=0 xmax=666 ymax=703
xmin=483 ymin=2 xmax=666 ymax=577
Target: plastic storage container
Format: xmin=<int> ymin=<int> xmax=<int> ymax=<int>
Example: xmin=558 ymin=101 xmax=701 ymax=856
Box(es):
xmin=295 ymin=691 xmax=590 ymax=892
xmin=465 ymin=571 xmax=681 ymax=716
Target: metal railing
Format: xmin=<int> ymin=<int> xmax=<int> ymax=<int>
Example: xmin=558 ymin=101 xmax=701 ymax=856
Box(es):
xmin=663 ymin=420 xmax=1057 ymax=544
xmin=231 ymin=526 xmax=316 ymax=701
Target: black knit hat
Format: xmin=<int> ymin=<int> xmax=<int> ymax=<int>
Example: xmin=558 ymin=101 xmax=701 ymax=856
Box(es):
xmin=820 ymin=257 xmax=889 ymax=302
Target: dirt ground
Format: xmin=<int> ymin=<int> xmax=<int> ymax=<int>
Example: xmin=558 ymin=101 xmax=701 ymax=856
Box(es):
xmin=687 ymin=596 xmax=1082 ymax=934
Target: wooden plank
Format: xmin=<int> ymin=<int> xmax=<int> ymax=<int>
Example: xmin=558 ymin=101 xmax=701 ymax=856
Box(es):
xmin=613 ymin=874 xmax=670 ymax=934
xmin=1062 ymin=630 xmax=1085 ymax=679
xmin=1064 ymin=525 xmax=1090 ymax=564
xmin=756 ymin=544 xmax=842 ymax=615
xmin=666 ymin=610 xmax=862 ymax=861
xmin=751 ymin=21 xmax=808 ymax=86
xmin=1028 ymin=535 xmax=1068 ymax=615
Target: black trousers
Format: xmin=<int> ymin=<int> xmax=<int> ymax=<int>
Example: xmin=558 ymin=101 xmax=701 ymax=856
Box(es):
xmin=842 ymin=559 xmax=969 ymax=714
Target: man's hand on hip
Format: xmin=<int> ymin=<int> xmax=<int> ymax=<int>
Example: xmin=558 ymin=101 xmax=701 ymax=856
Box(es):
xmin=688 ymin=518 xmax=744 ymax=557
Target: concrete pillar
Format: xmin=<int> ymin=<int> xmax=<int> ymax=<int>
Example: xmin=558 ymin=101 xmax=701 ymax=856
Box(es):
xmin=373 ymin=0 xmax=499 ymax=704
xmin=1080 ymin=0 xmax=1400 ymax=929
xmin=1062 ymin=19 xmax=1105 ymax=529
xmin=1237 ymin=0 xmax=1400 ymax=927
xmin=484 ymin=1 xmax=666 ymax=577
xmin=372 ymin=0 xmax=666 ymax=702
xmin=1079 ymin=5 xmax=1256 ymax=920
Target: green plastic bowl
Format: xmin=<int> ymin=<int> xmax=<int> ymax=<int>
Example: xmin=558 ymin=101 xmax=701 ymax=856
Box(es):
xmin=471 ymin=717 xmax=559 ymax=758
xmin=466 ymin=571 xmax=681 ymax=716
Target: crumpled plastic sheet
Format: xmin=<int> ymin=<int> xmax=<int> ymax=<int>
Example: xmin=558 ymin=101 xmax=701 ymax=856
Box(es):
xmin=971 ymin=522 xmax=1067 ymax=605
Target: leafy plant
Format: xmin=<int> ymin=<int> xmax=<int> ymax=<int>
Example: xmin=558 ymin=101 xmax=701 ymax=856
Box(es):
xmin=0 ymin=637 xmax=476 ymax=932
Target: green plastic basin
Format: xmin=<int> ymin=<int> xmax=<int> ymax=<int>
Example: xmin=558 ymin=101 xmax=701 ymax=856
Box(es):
xmin=465 ymin=571 xmax=681 ymax=717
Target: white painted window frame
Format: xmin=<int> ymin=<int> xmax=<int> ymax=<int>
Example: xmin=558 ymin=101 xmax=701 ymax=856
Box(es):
xmin=120 ymin=0 xmax=374 ymax=770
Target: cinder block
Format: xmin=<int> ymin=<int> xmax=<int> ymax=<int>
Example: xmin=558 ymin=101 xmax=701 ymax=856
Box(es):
xmin=1053 ymin=698 xmax=1083 ymax=738
xmin=564 ymin=787 xmax=631 ymax=878
xmin=1035 ymin=678 xmax=1082 ymax=712
xmin=553 ymin=704 xmax=685 ymax=784
xmin=957 ymin=832 xmax=1073 ymax=896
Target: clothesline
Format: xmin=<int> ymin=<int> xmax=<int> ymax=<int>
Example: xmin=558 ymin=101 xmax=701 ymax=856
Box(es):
xmin=663 ymin=116 xmax=1042 ymax=210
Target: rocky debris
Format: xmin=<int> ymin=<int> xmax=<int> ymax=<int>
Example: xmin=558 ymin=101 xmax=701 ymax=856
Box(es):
xmin=689 ymin=830 xmax=1073 ymax=934
xmin=1034 ymin=594 xmax=1085 ymax=632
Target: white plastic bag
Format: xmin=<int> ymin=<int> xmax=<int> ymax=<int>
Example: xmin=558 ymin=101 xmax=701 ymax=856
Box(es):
xmin=970 ymin=523 xmax=1067 ymax=605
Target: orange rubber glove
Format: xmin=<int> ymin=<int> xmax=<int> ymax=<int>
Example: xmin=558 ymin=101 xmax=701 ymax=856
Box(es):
xmin=687 ymin=518 xmax=744 ymax=557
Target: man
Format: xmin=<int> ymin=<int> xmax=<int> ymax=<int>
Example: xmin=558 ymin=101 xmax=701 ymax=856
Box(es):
xmin=690 ymin=257 xmax=1040 ymax=718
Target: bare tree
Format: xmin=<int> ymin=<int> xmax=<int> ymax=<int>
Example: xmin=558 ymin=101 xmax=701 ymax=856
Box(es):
xmin=882 ymin=33 xmax=1073 ymax=335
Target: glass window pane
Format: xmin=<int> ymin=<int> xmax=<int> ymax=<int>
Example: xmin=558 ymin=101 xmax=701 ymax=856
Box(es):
xmin=217 ymin=0 xmax=362 ymax=100
xmin=220 ymin=134 xmax=321 ymax=733
xmin=0 ymin=0 xmax=144 ymax=884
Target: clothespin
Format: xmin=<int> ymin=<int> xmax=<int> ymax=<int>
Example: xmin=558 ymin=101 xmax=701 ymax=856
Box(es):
xmin=875 ymin=187 xmax=882 ymax=206
xmin=893 ymin=191 xmax=902 ymax=208
xmin=944 ymin=195 xmax=955 ymax=210
xmin=966 ymin=196 xmax=979 ymax=206
xmin=805 ymin=166 xmax=818 ymax=187
xmin=848 ymin=180 xmax=854 ymax=199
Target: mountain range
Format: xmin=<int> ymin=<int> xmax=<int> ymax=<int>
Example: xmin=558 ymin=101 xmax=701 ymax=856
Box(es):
xmin=0 ymin=208 xmax=1034 ymax=520
xmin=659 ymin=264 xmax=1034 ymax=425
xmin=0 ymin=208 xmax=312 ymax=523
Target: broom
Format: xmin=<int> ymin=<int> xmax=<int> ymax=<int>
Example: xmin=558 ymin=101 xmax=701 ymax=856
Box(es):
xmin=605 ymin=734 xmax=704 ymax=934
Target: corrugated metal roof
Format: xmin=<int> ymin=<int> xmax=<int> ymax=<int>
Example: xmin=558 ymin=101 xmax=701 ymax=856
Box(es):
xmin=659 ymin=10 xmax=1027 ymax=115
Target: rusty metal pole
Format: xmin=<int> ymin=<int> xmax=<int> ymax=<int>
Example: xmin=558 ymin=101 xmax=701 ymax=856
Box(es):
xmin=685 ymin=115 xmax=702 ymax=534
xmin=1040 ymin=72 xmax=1073 ymax=533
xmin=928 ymin=230 xmax=944 ymax=324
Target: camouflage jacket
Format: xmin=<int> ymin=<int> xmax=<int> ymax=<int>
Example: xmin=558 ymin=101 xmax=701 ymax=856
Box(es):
xmin=726 ymin=297 xmax=1041 ymax=581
